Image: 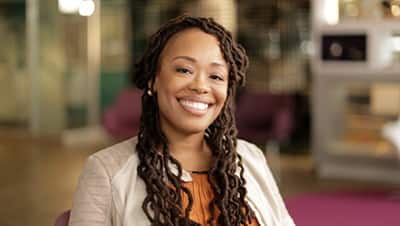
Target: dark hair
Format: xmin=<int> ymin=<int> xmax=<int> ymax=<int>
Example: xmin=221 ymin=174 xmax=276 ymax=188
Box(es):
xmin=133 ymin=15 xmax=253 ymax=226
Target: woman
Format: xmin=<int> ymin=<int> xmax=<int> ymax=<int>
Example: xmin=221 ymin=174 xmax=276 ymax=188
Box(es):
xmin=69 ymin=15 xmax=295 ymax=226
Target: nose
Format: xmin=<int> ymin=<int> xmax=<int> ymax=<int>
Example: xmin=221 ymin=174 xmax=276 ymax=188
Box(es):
xmin=189 ymin=73 xmax=210 ymax=94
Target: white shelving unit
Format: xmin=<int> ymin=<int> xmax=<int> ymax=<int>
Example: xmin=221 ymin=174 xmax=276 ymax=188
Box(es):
xmin=311 ymin=0 xmax=400 ymax=184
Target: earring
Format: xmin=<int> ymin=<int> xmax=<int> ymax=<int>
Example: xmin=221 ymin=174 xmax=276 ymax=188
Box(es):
xmin=147 ymin=89 xmax=153 ymax=96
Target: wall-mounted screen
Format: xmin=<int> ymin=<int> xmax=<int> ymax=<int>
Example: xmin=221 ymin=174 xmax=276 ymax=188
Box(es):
xmin=322 ymin=34 xmax=367 ymax=61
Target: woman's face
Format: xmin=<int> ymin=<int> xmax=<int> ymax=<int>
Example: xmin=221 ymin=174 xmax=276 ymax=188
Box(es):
xmin=153 ymin=28 xmax=229 ymax=137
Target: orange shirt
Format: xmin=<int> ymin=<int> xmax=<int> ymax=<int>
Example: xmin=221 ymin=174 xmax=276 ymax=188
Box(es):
xmin=181 ymin=172 xmax=260 ymax=226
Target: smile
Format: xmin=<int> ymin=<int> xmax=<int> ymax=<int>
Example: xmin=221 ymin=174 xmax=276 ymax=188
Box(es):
xmin=178 ymin=99 xmax=210 ymax=115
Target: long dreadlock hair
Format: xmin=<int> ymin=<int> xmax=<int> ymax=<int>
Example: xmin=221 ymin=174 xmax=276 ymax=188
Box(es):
xmin=133 ymin=15 xmax=254 ymax=226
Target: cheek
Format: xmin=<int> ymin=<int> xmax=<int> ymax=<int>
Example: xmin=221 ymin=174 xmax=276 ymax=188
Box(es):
xmin=156 ymin=76 xmax=175 ymax=97
xmin=214 ymin=85 xmax=228 ymax=106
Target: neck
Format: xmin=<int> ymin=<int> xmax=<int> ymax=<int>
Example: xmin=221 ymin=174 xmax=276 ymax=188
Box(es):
xmin=167 ymin=132 xmax=207 ymax=156
xmin=160 ymin=128 xmax=213 ymax=172
xmin=158 ymin=119 xmax=213 ymax=171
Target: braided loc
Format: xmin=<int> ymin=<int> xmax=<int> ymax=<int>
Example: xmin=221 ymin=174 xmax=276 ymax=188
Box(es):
xmin=133 ymin=15 xmax=254 ymax=226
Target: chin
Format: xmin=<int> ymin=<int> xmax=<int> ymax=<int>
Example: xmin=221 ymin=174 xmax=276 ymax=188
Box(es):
xmin=180 ymin=124 xmax=209 ymax=135
xmin=175 ymin=119 xmax=213 ymax=135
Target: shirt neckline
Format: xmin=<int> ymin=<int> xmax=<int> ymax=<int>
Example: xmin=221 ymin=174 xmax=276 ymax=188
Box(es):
xmin=190 ymin=170 xmax=209 ymax=174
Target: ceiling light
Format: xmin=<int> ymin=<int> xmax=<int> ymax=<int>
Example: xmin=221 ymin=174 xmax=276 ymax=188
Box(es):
xmin=79 ymin=0 xmax=95 ymax=17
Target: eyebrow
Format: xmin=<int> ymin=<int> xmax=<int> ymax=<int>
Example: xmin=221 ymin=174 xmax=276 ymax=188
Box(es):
xmin=172 ymin=56 xmax=227 ymax=69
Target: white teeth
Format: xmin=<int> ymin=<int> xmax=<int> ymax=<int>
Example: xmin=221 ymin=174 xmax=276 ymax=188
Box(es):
xmin=179 ymin=100 xmax=208 ymax=110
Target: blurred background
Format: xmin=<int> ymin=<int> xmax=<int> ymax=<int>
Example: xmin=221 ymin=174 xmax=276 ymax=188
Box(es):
xmin=0 ymin=0 xmax=399 ymax=226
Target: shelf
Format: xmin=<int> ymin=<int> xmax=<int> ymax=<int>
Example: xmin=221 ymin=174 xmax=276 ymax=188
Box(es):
xmin=315 ymin=20 xmax=400 ymax=33
xmin=345 ymin=113 xmax=391 ymax=131
xmin=313 ymin=64 xmax=400 ymax=81
xmin=312 ymin=0 xmax=400 ymax=184
xmin=328 ymin=140 xmax=397 ymax=161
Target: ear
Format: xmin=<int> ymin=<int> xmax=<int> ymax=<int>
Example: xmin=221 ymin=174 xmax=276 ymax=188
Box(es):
xmin=148 ymin=59 xmax=162 ymax=93
xmin=148 ymin=76 xmax=159 ymax=93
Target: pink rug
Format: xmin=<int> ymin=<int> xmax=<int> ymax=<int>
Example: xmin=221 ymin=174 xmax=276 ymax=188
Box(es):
xmin=285 ymin=190 xmax=400 ymax=226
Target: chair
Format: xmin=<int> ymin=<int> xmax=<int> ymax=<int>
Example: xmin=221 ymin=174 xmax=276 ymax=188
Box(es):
xmin=103 ymin=88 xmax=143 ymax=140
xmin=235 ymin=91 xmax=295 ymax=182
xmin=54 ymin=210 xmax=70 ymax=226
xmin=235 ymin=91 xmax=294 ymax=144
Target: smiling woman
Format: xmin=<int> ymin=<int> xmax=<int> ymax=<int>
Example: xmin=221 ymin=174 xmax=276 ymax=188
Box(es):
xmin=154 ymin=28 xmax=228 ymax=138
xmin=68 ymin=15 xmax=295 ymax=226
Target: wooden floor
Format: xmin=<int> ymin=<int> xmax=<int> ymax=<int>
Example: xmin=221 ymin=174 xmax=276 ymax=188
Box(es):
xmin=0 ymin=128 xmax=397 ymax=226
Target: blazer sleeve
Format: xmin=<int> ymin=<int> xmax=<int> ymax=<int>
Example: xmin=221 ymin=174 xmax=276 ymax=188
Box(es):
xmin=69 ymin=155 xmax=113 ymax=226
xmin=241 ymin=141 xmax=295 ymax=226
xmin=251 ymin=143 xmax=296 ymax=226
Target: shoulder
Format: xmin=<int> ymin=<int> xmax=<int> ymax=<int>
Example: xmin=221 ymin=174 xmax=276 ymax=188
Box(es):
xmin=236 ymin=139 xmax=269 ymax=180
xmin=87 ymin=136 xmax=139 ymax=179
xmin=236 ymin=139 xmax=265 ymax=164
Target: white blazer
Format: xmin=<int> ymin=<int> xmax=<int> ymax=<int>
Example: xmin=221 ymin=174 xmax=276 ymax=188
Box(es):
xmin=69 ymin=137 xmax=295 ymax=226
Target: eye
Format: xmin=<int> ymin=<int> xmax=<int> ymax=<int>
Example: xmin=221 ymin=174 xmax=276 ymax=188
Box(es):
xmin=210 ymin=74 xmax=224 ymax=81
xmin=176 ymin=67 xmax=192 ymax=75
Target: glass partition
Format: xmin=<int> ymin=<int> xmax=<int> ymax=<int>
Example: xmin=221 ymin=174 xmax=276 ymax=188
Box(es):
xmin=0 ymin=1 xmax=27 ymax=127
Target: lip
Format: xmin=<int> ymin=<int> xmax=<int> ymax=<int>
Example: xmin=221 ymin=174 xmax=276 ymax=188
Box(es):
xmin=177 ymin=97 xmax=214 ymax=116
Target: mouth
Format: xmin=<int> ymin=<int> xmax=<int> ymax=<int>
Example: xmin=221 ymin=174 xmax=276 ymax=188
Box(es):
xmin=177 ymin=98 xmax=213 ymax=116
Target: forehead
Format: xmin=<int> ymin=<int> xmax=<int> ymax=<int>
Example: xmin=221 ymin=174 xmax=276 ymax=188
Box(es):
xmin=160 ymin=28 xmax=225 ymax=62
